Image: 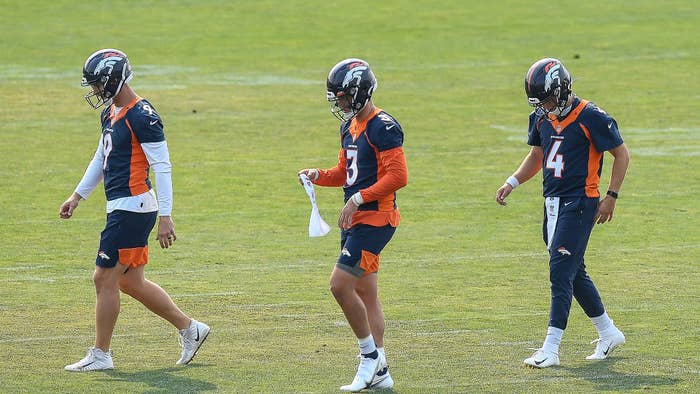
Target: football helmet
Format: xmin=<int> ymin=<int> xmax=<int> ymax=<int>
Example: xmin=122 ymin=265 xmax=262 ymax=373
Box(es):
xmin=326 ymin=58 xmax=377 ymax=122
xmin=525 ymin=58 xmax=572 ymax=116
xmin=81 ymin=48 xmax=133 ymax=109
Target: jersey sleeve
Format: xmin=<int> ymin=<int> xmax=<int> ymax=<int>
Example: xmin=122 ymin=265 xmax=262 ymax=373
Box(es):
xmin=527 ymin=111 xmax=542 ymax=146
xmin=584 ymin=106 xmax=624 ymax=152
xmin=368 ymin=113 xmax=404 ymax=151
xmin=359 ymin=146 xmax=408 ymax=202
xmin=315 ymin=148 xmax=347 ymax=187
xmin=129 ymin=100 xmax=166 ymax=143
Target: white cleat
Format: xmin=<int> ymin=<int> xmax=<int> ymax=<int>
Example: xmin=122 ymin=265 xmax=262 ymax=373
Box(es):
xmin=177 ymin=320 xmax=210 ymax=365
xmin=586 ymin=329 xmax=625 ymax=360
xmin=340 ymin=353 xmax=380 ymax=392
xmin=524 ymin=348 xmax=560 ymax=368
xmin=65 ymin=347 xmax=114 ymax=372
xmin=369 ymin=352 xmax=394 ymax=390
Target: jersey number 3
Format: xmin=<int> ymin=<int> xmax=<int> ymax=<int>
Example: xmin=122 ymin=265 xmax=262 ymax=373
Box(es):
xmin=346 ymin=147 xmax=358 ymax=186
xmin=546 ymin=140 xmax=564 ymax=178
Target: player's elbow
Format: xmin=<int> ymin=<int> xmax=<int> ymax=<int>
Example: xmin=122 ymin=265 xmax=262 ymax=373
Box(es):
xmin=397 ymin=172 xmax=408 ymax=189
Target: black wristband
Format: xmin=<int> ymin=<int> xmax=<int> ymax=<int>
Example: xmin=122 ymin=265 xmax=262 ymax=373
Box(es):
xmin=606 ymin=190 xmax=619 ymax=199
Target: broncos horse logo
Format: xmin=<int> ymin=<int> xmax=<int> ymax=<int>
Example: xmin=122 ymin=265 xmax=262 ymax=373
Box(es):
xmin=92 ymin=54 xmax=124 ymax=76
xmin=342 ymin=65 xmax=368 ymax=88
xmin=544 ymin=63 xmax=561 ymax=92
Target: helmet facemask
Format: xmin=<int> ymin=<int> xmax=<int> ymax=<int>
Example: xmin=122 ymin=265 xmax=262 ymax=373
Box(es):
xmin=81 ymin=76 xmax=110 ymax=109
xmin=327 ymin=88 xmax=363 ymax=122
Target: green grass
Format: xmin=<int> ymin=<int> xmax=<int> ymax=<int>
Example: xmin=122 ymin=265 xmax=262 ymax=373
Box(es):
xmin=1 ymin=0 xmax=699 ymax=392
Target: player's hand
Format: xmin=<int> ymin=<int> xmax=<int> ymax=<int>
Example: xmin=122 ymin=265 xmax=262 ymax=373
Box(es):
xmin=495 ymin=183 xmax=513 ymax=206
xmin=157 ymin=216 xmax=177 ymax=248
xmin=595 ymin=196 xmax=616 ymax=224
xmin=297 ymin=169 xmax=319 ymax=184
xmin=338 ymin=198 xmax=359 ymax=229
xmin=59 ymin=193 xmax=81 ymax=219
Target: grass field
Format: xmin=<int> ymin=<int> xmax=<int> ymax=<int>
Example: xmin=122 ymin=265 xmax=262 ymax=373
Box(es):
xmin=1 ymin=1 xmax=699 ymax=392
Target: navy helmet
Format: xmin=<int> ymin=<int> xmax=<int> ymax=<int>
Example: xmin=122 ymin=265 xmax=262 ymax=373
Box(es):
xmin=81 ymin=48 xmax=133 ymax=109
xmin=525 ymin=58 xmax=572 ymax=116
xmin=326 ymin=58 xmax=377 ymax=121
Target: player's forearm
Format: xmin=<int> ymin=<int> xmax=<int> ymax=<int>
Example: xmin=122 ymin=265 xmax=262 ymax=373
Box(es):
xmin=512 ymin=147 xmax=543 ymax=185
xmin=74 ymin=150 xmax=104 ymax=200
xmin=359 ymin=147 xmax=408 ymax=202
xmin=142 ymin=141 xmax=174 ymax=215
xmin=154 ymin=171 xmax=173 ymax=216
xmin=607 ymin=143 xmax=630 ymax=193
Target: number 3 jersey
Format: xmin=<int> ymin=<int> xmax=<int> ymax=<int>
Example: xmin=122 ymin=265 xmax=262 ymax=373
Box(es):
xmin=527 ymin=97 xmax=624 ymax=198
xmin=75 ymin=96 xmax=173 ymax=215
xmin=315 ymin=108 xmax=409 ymax=228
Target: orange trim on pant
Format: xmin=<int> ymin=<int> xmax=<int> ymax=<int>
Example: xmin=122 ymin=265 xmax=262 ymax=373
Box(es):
xmin=118 ymin=246 xmax=149 ymax=268
xmin=359 ymin=249 xmax=380 ymax=276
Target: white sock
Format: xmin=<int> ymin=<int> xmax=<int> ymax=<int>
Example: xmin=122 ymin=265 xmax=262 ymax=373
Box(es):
xmin=542 ymin=326 xmax=564 ymax=354
xmin=358 ymin=335 xmax=377 ymax=356
xmin=590 ymin=312 xmax=615 ymax=337
xmin=377 ymin=346 xmax=387 ymax=363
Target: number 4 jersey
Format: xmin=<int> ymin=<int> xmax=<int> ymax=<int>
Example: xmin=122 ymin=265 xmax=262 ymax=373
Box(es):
xmin=315 ymin=108 xmax=408 ymax=228
xmin=527 ymin=98 xmax=624 ymax=198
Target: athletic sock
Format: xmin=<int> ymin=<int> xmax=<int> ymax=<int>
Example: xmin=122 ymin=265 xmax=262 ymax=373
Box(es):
xmin=358 ymin=335 xmax=377 ymax=358
xmin=542 ymin=326 xmax=564 ymax=354
xmin=590 ymin=312 xmax=615 ymax=337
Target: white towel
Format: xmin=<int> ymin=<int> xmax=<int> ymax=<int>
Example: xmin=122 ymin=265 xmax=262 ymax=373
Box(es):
xmin=299 ymin=174 xmax=331 ymax=237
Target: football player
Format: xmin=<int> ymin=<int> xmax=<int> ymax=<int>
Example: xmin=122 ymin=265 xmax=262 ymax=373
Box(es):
xmin=299 ymin=58 xmax=408 ymax=391
xmin=496 ymin=58 xmax=630 ymax=368
xmin=60 ymin=49 xmax=209 ymax=371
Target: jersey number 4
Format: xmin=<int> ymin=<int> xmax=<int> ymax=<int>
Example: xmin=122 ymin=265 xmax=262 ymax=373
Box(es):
xmin=545 ymin=140 xmax=564 ymax=178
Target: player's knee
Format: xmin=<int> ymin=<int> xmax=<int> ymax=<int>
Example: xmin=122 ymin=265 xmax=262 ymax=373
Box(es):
xmin=329 ymin=279 xmax=352 ymax=300
xmin=92 ymin=269 xmax=117 ymax=292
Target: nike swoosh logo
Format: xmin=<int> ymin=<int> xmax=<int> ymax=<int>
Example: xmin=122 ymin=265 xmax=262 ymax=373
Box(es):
xmin=194 ymin=326 xmax=200 ymax=341
xmin=150 ymin=120 xmax=158 ymax=125
xmin=608 ymin=122 xmax=613 ymax=129
xmin=564 ymin=201 xmax=573 ymax=206
xmin=603 ymin=345 xmax=611 ymax=355
xmin=534 ymin=358 xmax=547 ymax=365
xmin=386 ymin=124 xmax=395 ymax=130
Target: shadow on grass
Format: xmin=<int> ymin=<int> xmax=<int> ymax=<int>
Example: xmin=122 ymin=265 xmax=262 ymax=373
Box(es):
xmin=101 ymin=364 xmax=217 ymax=393
xmin=562 ymin=357 xmax=680 ymax=391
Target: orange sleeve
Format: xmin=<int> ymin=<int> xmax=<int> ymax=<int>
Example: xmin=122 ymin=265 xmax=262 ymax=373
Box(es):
xmin=360 ymin=146 xmax=408 ymax=202
xmin=315 ymin=148 xmax=347 ymax=187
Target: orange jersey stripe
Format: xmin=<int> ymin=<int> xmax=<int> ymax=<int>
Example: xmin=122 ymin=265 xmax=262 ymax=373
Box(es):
xmin=125 ymin=119 xmax=151 ymax=196
xmin=547 ymin=99 xmax=589 ymax=134
xmin=580 ymin=123 xmax=603 ymax=198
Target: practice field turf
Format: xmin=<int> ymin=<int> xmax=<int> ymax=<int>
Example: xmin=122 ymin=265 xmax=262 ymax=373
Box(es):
xmin=0 ymin=1 xmax=698 ymax=392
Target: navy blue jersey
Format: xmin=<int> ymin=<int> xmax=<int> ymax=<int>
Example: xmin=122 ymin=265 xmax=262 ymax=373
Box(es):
xmin=340 ymin=109 xmax=404 ymax=210
xmin=98 ymin=97 xmax=165 ymax=201
xmin=527 ymin=98 xmax=623 ymax=198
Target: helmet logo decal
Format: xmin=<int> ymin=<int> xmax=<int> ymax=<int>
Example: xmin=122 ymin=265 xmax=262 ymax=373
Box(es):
xmin=544 ymin=63 xmax=561 ymax=92
xmin=92 ymin=55 xmax=123 ymax=76
xmin=342 ymin=66 xmax=368 ymax=88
